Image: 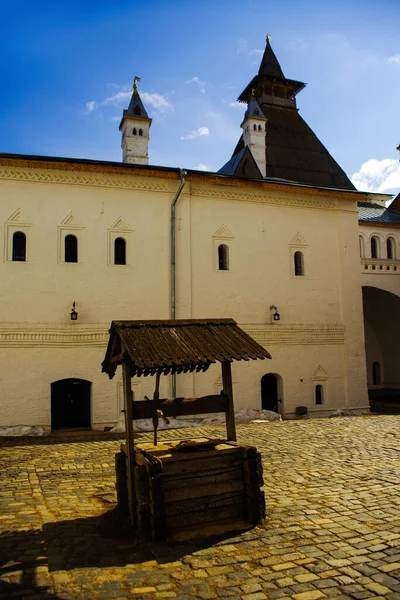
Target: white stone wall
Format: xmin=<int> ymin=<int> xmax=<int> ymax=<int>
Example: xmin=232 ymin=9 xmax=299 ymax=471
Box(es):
xmin=0 ymin=162 xmax=370 ymax=429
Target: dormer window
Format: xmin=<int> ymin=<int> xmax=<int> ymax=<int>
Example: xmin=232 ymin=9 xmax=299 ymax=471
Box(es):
xmin=134 ymin=106 xmax=141 ymax=116
xmin=254 ymin=108 xmax=259 ymax=116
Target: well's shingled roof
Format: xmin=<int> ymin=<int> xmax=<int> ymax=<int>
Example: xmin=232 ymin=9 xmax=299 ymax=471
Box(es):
xmin=102 ymin=319 xmax=271 ymax=379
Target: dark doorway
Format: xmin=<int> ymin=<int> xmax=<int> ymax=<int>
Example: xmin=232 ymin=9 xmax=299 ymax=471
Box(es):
xmin=261 ymin=373 xmax=279 ymax=412
xmin=51 ymin=379 xmax=91 ymax=430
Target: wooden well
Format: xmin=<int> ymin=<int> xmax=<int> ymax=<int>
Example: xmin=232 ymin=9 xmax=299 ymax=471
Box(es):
xmin=102 ymin=318 xmax=271 ymax=541
xmin=116 ymin=439 xmax=265 ymax=541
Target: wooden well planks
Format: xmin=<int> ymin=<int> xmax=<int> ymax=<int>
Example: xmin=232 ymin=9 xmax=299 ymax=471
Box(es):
xmin=117 ymin=438 xmax=265 ymax=541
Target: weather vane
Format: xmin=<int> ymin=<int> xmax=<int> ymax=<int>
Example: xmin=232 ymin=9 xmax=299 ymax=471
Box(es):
xmin=133 ymin=76 xmax=141 ymax=92
xmin=266 ymin=33 xmax=272 ymax=43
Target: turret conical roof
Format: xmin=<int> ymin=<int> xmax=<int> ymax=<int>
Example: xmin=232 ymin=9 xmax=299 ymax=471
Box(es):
xmin=258 ymin=37 xmax=285 ymax=79
xmin=125 ymin=88 xmax=149 ymax=119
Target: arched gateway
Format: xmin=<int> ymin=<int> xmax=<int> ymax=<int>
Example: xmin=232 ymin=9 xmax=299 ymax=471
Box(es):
xmin=51 ymin=378 xmax=91 ymax=430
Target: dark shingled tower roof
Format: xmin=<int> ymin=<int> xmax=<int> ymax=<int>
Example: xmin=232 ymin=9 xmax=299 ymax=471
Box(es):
xmin=125 ymin=89 xmax=149 ymax=119
xmin=220 ymin=37 xmax=356 ymax=191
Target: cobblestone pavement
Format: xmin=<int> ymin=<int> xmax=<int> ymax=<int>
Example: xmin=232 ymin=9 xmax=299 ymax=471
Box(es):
xmin=2 ymin=416 xmax=400 ymax=599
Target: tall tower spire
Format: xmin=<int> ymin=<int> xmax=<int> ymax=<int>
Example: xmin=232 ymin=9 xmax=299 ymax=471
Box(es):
xmin=119 ymin=77 xmax=152 ymax=165
xmin=237 ymin=36 xmax=305 ymax=109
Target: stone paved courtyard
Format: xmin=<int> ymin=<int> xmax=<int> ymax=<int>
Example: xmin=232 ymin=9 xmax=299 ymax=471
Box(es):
xmin=2 ymin=416 xmax=400 ymax=600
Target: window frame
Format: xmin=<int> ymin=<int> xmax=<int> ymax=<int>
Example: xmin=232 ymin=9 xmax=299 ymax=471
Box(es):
xmin=289 ymin=232 xmax=308 ymax=278
xmin=64 ymin=234 xmax=78 ymax=263
xmin=315 ymin=384 xmax=324 ymax=405
xmin=217 ymin=243 xmax=229 ymax=271
xmin=58 ymin=215 xmax=84 ymax=265
xmin=294 ymin=250 xmax=305 ymax=276
xmin=12 ymin=231 xmax=27 ymax=262
xmin=212 ymin=224 xmax=234 ymax=272
xmin=372 ymin=361 xmax=381 ymax=386
xmin=370 ymin=235 xmax=380 ymax=259
xmin=386 ymin=236 xmax=396 ymax=260
xmin=4 ymin=209 xmax=32 ymax=263
xmin=359 ymin=235 xmax=365 ymax=258
xmin=114 ymin=237 xmax=127 ymax=266
xmin=108 ymin=218 xmax=133 ymax=267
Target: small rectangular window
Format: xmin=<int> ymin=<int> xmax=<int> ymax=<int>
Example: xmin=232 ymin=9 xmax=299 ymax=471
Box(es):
xmin=315 ymin=384 xmax=324 ymax=405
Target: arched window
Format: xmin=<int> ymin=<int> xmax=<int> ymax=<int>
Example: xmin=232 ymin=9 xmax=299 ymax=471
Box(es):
xmin=12 ymin=231 xmax=26 ymax=262
xmin=253 ymin=124 xmax=257 ymax=131
xmin=372 ymin=362 xmax=381 ymax=386
xmin=114 ymin=237 xmax=126 ymax=265
xmin=387 ymin=237 xmax=395 ymax=260
xmin=294 ymin=251 xmax=304 ymax=276
xmin=133 ymin=128 xmax=137 ymax=135
xmin=315 ymin=384 xmax=324 ymax=405
xmin=371 ymin=236 xmax=379 ymax=259
xmin=218 ymin=244 xmax=229 ymax=271
xmin=359 ymin=235 xmax=364 ymax=258
xmin=258 ymin=124 xmax=262 ymax=131
xmin=139 ymin=128 xmax=143 ymax=136
xmin=64 ymin=234 xmax=78 ymax=263
xmin=134 ymin=106 xmax=141 ymax=116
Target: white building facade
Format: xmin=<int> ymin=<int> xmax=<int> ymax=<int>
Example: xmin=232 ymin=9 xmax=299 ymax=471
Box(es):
xmin=1 ymin=38 xmax=396 ymax=431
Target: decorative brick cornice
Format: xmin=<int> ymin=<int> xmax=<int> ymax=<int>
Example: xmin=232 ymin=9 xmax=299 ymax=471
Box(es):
xmin=244 ymin=324 xmax=345 ymax=345
xmin=191 ymin=187 xmax=337 ymax=209
xmin=0 ymin=325 xmax=109 ymax=347
xmin=0 ymin=323 xmax=345 ymax=348
xmin=0 ymin=166 xmax=168 ymax=192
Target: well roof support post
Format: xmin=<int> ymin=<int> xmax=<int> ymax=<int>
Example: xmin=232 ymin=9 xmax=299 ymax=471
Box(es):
xmin=122 ymin=356 xmax=136 ymax=526
xmin=222 ymin=360 xmax=236 ymax=441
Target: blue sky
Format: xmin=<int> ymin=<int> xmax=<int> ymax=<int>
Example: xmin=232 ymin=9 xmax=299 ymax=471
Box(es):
xmin=1 ymin=0 xmax=399 ymax=195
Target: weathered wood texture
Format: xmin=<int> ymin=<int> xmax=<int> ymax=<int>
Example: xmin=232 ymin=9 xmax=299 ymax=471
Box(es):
xmin=116 ymin=439 xmax=265 ymax=541
xmin=131 ymin=394 xmax=228 ymax=420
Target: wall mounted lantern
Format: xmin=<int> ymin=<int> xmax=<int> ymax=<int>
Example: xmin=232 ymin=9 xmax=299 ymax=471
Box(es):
xmin=269 ymin=304 xmax=280 ymax=321
xmin=70 ymin=301 xmax=78 ymax=321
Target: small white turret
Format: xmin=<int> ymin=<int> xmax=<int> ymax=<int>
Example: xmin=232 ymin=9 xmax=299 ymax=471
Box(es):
xmin=241 ymin=95 xmax=267 ymax=177
xmin=119 ymin=77 xmax=152 ymax=165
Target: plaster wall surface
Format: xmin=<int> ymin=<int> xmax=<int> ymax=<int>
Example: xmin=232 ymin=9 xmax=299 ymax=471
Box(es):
xmin=0 ymin=164 xmax=370 ymax=428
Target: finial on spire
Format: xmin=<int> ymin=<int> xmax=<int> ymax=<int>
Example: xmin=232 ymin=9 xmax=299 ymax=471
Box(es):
xmin=133 ymin=76 xmax=141 ymax=92
xmin=266 ymin=33 xmax=272 ymax=44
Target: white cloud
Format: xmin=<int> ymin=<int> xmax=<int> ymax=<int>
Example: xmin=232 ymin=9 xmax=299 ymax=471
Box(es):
xmin=197 ymin=163 xmax=209 ymax=171
xmin=186 ymin=76 xmax=206 ymax=93
xmin=351 ymin=158 xmax=400 ymax=193
xmin=141 ymin=92 xmax=173 ymax=113
xmin=85 ymin=88 xmax=173 ymax=117
xmin=229 ymin=101 xmax=243 ymax=109
xmin=248 ymin=48 xmax=263 ymax=57
xmin=389 ymin=54 xmax=400 ymax=64
xmin=237 ymin=39 xmax=263 ymax=59
xmin=85 ymin=100 xmax=97 ymax=114
xmin=102 ymin=91 xmax=132 ymax=106
xmin=181 ymin=127 xmax=210 ymax=141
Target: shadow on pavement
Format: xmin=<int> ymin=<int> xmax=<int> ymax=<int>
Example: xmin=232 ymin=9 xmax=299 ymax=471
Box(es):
xmin=0 ymin=508 xmax=250 ymax=578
